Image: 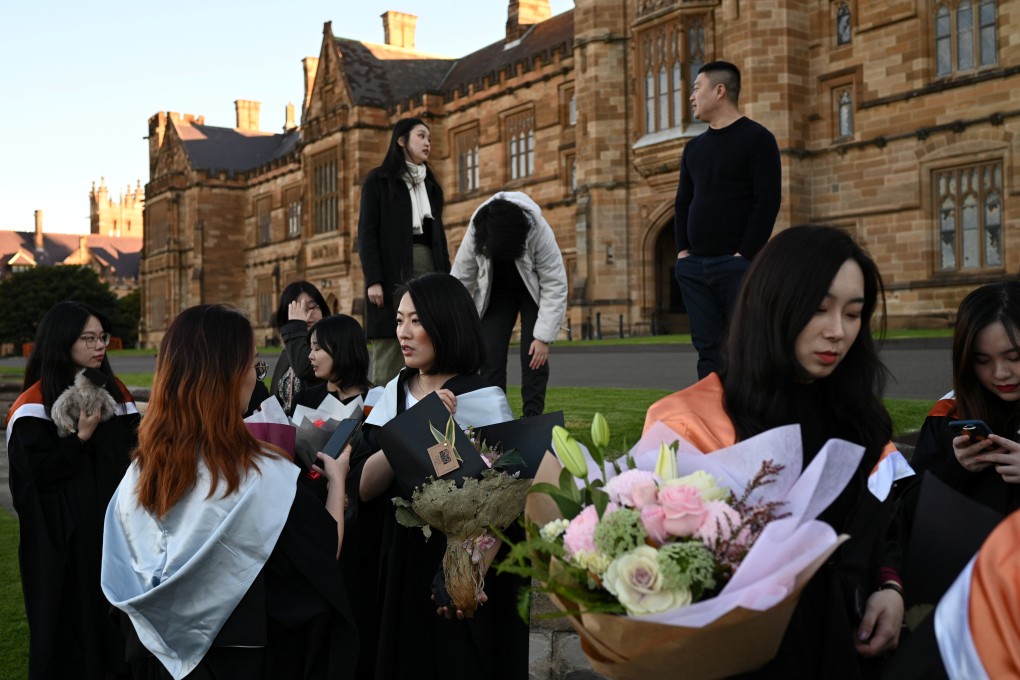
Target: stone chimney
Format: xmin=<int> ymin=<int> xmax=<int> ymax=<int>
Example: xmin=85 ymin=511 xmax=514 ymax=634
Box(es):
xmin=284 ymin=102 xmax=296 ymax=131
xmin=234 ymin=100 xmax=261 ymax=131
xmin=381 ymin=11 xmax=417 ymax=49
xmin=302 ymin=57 xmax=319 ymax=117
xmin=78 ymin=235 xmax=89 ymax=262
xmin=34 ymin=210 xmax=44 ymax=252
xmin=506 ymin=0 xmax=550 ymax=41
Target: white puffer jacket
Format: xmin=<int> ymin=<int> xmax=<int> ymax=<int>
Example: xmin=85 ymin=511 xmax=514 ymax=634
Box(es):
xmin=451 ymin=192 xmax=568 ymax=343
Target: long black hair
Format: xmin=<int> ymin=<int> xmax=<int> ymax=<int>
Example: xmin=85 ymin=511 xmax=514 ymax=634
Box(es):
xmin=275 ymin=281 xmax=329 ymax=329
xmin=394 ymin=273 xmax=484 ymax=376
xmin=308 ymin=314 xmax=370 ymax=393
xmin=472 ymin=198 xmax=532 ymax=260
xmin=23 ymin=301 xmax=123 ymax=412
xmin=721 ymin=225 xmax=890 ymax=452
xmin=374 ymin=117 xmax=441 ymax=200
xmin=951 ymin=281 xmax=1020 ymax=430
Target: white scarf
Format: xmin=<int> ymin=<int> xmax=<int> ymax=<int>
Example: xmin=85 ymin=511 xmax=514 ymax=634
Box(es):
xmin=402 ymin=162 xmax=433 ymax=235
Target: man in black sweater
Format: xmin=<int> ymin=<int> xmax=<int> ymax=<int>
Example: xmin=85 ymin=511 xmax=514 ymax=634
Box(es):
xmin=674 ymin=60 xmax=782 ymax=379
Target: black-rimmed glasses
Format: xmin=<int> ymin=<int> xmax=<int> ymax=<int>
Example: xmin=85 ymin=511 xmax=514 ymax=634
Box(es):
xmin=80 ymin=332 xmax=112 ymax=348
xmin=255 ymin=360 xmax=269 ymax=381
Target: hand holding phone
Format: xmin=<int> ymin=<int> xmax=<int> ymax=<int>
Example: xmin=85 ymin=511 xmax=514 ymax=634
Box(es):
xmin=948 ymin=419 xmax=993 ymax=443
xmin=321 ymin=418 xmax=362 ymax=459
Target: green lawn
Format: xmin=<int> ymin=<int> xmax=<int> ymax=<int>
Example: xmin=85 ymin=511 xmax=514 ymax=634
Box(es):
xmin=0 ymin=511 xmax=27 ymax=679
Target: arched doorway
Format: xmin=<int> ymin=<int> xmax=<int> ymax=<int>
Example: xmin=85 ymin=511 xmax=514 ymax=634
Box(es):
xmin=653 ymin=223 xmax=688 ymax=334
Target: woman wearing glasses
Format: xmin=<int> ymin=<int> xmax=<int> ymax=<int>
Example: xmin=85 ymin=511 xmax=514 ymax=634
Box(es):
xmin=101 ymin=304 xmax=357 ymax=679
xmin=5 ymin=301 xmax=139 ymax=679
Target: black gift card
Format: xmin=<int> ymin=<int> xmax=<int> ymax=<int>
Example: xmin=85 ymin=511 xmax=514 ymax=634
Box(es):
xmin=376 ymin=392 xmax=487 ymax=496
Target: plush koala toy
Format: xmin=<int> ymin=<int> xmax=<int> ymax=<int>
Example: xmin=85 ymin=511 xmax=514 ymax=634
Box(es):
xmin=50 ymin=369 xmax=118 ymax=438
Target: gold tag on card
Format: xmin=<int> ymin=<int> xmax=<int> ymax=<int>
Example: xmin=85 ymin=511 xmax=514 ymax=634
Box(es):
xmin=428 ymin=441 xmax=460 ymax=476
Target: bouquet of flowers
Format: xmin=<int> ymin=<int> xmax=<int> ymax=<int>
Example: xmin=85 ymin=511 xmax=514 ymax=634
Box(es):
xmin=502 ymin=416 xmax=865 ymax=679
xmin=244 ymin=394 xmax=363 ymax=468
xmin=377 ymin=393 xmax=562 ymax=616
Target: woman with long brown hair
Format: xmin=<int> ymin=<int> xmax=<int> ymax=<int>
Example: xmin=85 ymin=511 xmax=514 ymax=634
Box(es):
xmin=101 ymin=304 xmax=357 ymax=679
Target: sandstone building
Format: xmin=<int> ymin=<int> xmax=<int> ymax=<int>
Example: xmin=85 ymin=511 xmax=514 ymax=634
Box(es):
xmin=90 ymin=177 xmax=144 ymax=238
xmin=139 ymin=0 xmax=1020 ymax=348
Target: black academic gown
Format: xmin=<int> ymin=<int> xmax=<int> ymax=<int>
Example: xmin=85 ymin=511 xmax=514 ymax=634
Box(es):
xmin=6 ymin=380 xmax=139 ymax=680
xmin=357 ymin=371 xmax=528 ymax=680
xmin=122 ymin=483 xmax=359 ymax=680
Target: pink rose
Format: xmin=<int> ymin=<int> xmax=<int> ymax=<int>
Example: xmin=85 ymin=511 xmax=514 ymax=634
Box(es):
xmin=695 ymin=500 xmax=743 ymax=547
xmin=605 ymin=470 xmax=659 ymax=508
xmin=640 ymin=504 xmax=668 ymax=544
xmin=658 ymin=484 xmax=707 ymax=538
xmin=631 ymin=480 xmax=659 ymax=510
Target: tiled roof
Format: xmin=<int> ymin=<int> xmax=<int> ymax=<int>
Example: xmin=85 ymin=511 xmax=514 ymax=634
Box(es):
xmin=440 ymin=11 xmax=574 ymax=96
xmin=176 ymin=123 xmax=301 ymax=175
xmin=0 ymin=231 xmax=142 ymax=280
xmin=334 ymin=9 xmax=574 ymax=107
xmin=333 ymin=39 xmax=454 ymax=106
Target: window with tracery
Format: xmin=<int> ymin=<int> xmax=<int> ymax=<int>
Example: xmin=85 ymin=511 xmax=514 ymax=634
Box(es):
xmin=455 ymin=128 xmax=480 ymax=194
xmin=836 ymin=3 xmax=852 ymax=45
xmin=639 ymin=17 xmax=705 ymax=134
xmin=506 ymin=112 xmax=535 ymax=180
xmin=935 ymin=161 xmax=1003 ymax=271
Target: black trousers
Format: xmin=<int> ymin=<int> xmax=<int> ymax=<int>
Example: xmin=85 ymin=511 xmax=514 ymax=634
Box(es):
xmin=480 ymin=287 xmax=548 ymax=417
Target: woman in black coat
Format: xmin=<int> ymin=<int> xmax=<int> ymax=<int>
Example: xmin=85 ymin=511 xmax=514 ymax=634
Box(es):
xmin=358 ymin=117 xmax=450 ymax=387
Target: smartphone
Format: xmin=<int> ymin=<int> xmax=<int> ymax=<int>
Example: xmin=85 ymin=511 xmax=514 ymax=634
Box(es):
xmin=948 ymin=419 xmax=993 ymax=442
xmin=321 ymin=418 xmax=362 ymax=459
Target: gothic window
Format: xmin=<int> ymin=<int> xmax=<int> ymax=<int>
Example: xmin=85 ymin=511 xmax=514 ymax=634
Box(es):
xmin=312 ymin=151 xmax=339 ymax=234
xmin=640 ymin=19 xmax=704 ymax=135
xmin=506 ymin=112 xmax=535 ymax=180
xmin=838 ymin=89 xmax=854 ymax=139
xmin=455 ymin=128 xmax=480 ymax=194
xmin=934 ymin=0 xmax=997 ymax=77
xmin=936 ymin=161 xmax=1003 ymax=271
xmin=255 ymin=195 xmax=271 ymax=244
xmin=563 ymin=86 xmax=577 ymax=127
xmin=256 ymin=277 xmax=275 ymax=326
xmin=146 ymin=200 xmax=169 ymax=251
xmin=564 ymin=154 xmax=577 ymax=194
xmin=286 ymin=187 xmax=302 ymax=238
xmin=836 ymin=3 xmax=852 ymax=45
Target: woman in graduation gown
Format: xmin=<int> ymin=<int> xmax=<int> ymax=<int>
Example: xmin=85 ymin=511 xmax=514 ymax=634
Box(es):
xmin=5 ymin=301 xmax=139 ymax=679
xmin=357 ymin=272 xmax=527 ymax=680
xmin=644 ymin=226 xmax=912 ymax=679
xmin=100 ymin=304 xmax=357 ymax=680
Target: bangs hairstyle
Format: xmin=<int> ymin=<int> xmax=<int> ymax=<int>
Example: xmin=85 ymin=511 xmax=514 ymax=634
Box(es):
xmin=722 ymin=225 xmax=890 ymax=447
xmin=275 ymin=280 xmax=329 ymax=329
xmin=395 ymin=273 xmax=485 ymax=376
xmin=24 ymin=301 xmax=123 ymax=412
xmin=134 ymin=304 xmax=281 ymax=518
xmin=951 ymin=281 xmax=1020 ymax=423
xmin=472 ymin=198 xmax=532 ymax=260
xmin=376 ymin=117 xmax=441 ymax=199
xmin=309 ymin=314 xmax=370 ymax=392
xmin=699 ymin=60 xmax=741 ymax=104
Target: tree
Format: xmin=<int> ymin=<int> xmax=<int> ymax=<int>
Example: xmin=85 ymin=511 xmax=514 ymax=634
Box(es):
xmin=0 ymin=266 xmax=122 ymax=345
xmin=116 ymin=288 xmax=141 ymax=348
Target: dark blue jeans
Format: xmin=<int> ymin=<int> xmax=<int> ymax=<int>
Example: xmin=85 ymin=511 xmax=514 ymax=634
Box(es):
xmin=674 ymin=254 xmax=750 ymax=379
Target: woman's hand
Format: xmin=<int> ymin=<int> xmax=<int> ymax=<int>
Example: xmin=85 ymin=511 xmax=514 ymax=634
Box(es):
xmin=435 ymin=590 xmax=488 ymax=620
xmin=314 ymin=446 xmax=351 ymax=483
xmin=76 ymin=408 xmax=102 ymax=442
xmin=288 ymin=299 xmax=309 ymax=323
xmin=436 ymin=388 xmax=457 ymax=414
xmin=978 ymin=434 xmax=1020 ymax=483
xmin=367 ymin=283 xmax=384 ymax=308
xmin=952 ymin=434 xmax=998 ymax=472
xmin=529 ymin=339 xmax=549 ymax=370
xmin=854 ymin=588 xmax=903 ymax=657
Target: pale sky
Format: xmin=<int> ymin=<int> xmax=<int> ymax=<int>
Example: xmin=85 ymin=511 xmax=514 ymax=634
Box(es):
xmin=0 ymin=0 xmax=573 ymax=234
